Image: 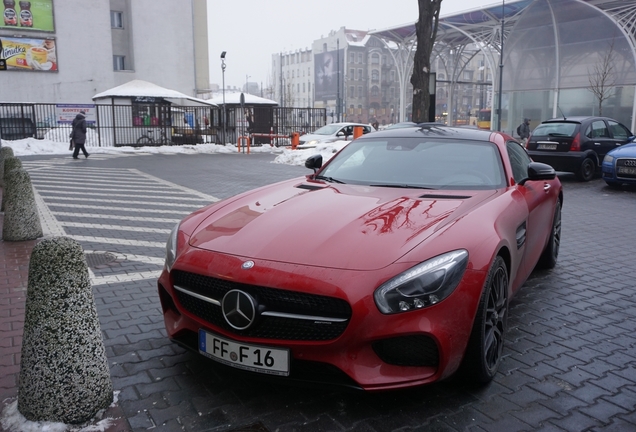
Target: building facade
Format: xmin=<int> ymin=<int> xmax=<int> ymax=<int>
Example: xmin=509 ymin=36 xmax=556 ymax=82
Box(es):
xmin=0 ymin=0 xmax=209 ymax=103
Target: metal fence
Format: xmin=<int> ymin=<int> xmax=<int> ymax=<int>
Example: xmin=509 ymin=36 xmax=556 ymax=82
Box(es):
xmin=0 ymin=102 xmax=327 ymax=147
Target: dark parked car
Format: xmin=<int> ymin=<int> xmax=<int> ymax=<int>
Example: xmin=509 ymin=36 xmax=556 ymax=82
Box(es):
xmin=525 ymin=116 xmax=633 ymax=181
xmin=0 ymin=117 xmax=36 ymax=141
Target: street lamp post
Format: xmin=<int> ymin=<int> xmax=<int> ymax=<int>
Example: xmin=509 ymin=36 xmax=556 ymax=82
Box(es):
xmin=221 ymin=51 xmax=227 ymax=144
xmin=496 ymin=1 xmax=505 ymax=132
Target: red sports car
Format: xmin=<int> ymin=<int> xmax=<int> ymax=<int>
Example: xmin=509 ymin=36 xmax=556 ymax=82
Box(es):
xmin=158 ymin=124 xmax=563 ymax=390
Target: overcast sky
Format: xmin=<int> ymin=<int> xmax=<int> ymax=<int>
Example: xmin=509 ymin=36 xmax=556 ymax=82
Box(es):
xmin=206 ymin=0 xmax=499 ymax=92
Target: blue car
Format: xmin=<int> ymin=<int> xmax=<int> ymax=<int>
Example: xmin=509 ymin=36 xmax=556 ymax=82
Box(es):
xmin=602 ymin=141 xmax=636 ymax=187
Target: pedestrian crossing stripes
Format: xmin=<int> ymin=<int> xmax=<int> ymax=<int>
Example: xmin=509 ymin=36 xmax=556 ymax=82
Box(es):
xmin=25 ymin=160 xmax=220 ymax=287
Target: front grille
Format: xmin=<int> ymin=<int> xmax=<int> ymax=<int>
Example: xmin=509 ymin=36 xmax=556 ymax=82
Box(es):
xmin=372 ymin=335 xmax=439 ymax=367
xmin=616 ymin=158 xmax=636 ymax=179
xmin=172 ymin=270 xmax=351 ymax=341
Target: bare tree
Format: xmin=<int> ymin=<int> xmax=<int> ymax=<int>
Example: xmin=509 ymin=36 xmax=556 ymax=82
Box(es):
xmin=411 ymin=0 xmax=443 ymax=123
xmin=284 ymin=81 xmax=297 ymax=107
xmin=588 ymin=38 xmax=616 ymax=116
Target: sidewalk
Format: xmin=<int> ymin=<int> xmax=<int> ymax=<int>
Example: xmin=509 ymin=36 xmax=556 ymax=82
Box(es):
xmin=0 ymin=192 xmax=130 ymax=431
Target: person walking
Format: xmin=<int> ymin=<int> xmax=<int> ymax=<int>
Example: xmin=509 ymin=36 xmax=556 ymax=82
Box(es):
xmin=518 ymin=117 xmax=531 ymax=144
xmin=71 ymin=111 xmax=89 ymax=159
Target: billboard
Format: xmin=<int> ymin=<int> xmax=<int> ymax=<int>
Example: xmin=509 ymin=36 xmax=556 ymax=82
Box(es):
xmin=0 ymin=36 xmax=57 ymax=71
xmin=314 ymin=49 xmax=344 ymax=101
xmin=1 ymin=0 xmax=55 ymax=32
xmin=55 ymin=104 xmax=96 ymax=125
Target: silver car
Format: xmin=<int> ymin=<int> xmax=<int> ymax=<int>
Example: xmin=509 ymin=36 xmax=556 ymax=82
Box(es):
xmin=297 ymin=122 xmax=374 ymax=149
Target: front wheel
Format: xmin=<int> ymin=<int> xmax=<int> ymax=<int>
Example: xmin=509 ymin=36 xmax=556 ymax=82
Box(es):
xmin=136 ymin=136 xmax=153 ymax=146
xmin=576 ymin=158 xmax=595 ymax=182
xmin=460 ymin=255 xmax=508 ymax=385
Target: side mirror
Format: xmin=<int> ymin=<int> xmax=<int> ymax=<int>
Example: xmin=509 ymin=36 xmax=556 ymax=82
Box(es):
xmin=519 ymin=162 xmax=556 ymax=185
xmin=305 ymin=154 xmax=323 ymax=173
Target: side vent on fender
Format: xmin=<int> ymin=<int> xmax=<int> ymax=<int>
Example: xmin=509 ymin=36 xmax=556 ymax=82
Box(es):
xmin=516 ymin=221 xmax=527 ymax=249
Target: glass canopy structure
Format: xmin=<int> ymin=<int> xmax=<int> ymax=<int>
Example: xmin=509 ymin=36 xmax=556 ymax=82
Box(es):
xmin=370 ymin=0 xmax=636 ymax=132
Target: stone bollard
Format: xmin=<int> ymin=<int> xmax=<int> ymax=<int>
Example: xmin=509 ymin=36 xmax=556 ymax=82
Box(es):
xmin=18 ymin=237 xmax=113 ymax=424
xmin=1 ymin=155 xmax=22 ymax=211
xmin=0 ymin=145 xmax=14 ymax=187
xmin=2 ymin=168 xmax=43 ymax=241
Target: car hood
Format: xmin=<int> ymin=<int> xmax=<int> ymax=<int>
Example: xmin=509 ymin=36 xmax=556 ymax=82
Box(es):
xmin=609 ymin=142 xmax=636 ymax=157
xmin=299 ymin=133 xmax=334 ymax=143
xmin=188 ymin=180 xmax=497 ymax=270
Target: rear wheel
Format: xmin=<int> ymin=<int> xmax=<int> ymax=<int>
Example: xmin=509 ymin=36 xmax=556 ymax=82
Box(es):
xmin=537 ymin=200 xmax=561 ymax=269
xmin=136 ymin=136 xmax=153 ymax=146
xmin=576 ymin=158 xmax=595 ymax=182
xmin=460 ymin=256 xmax=508 ymax=385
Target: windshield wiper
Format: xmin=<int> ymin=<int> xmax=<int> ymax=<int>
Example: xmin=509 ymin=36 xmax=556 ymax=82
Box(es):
xmin=315 ymin=175 xmax=346 ymax=184
xmin=370 ymin=184 xmax=433 ymax=189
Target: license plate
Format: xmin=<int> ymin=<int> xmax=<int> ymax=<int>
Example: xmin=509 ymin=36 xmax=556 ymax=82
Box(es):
xmin=618 ymin=166 xmax=636 ymax=175
xmin=537 ymin=143 xmax=557 ymax=150
xmin=199 ymin=329 xmax=290 ymax=376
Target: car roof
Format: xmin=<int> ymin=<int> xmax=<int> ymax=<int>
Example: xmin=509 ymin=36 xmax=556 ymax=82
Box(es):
xmin=357 ymin=123 xmax=496 ymax=141
xmin=541 ymin=116 xmax=614 ymax=124
xmin=328 ymin=122 xmax=370 ymax=127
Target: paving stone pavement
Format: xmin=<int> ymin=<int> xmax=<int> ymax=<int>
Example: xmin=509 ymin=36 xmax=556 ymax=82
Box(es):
xmin=1 ymin=151 xmax=636 ymax=432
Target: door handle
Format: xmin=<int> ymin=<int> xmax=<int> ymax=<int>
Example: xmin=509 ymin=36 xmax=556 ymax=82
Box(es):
xmin=544 ymin=183 xmax=551 ymax=193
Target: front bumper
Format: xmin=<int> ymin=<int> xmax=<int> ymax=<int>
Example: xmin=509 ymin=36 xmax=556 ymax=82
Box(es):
xmin=527 ymin=150 xmax=588 ymax=173
xmin=158 ymin=248 xmax=486 ymax=391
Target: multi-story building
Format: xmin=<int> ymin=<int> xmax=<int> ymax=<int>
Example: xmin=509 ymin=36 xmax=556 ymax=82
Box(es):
xmin=0 ymin=0 xmax=209 ymax=103
xmin=271 ymin=27 xmax=407 ymax=125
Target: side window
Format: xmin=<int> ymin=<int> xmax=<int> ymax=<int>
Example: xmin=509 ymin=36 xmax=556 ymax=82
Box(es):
xmin=608 ymin=120 xmax=630 ymax=139
xmin=589 ymin=121 xmax=610 ymax=138
xmin=507 ymin=141 xmax=532 ymax=183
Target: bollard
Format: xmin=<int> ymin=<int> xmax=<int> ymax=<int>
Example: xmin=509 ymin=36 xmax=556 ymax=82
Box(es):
xmin=1 ymin=156 xmax=22 ymax=212
xmin=2 ymin=168 xmax=43 ymax=241
xmin=0 ymin=145 xmax=14 ymax=187
xmin=18 ymin=237 xmax=113 ymax=424
xmin=353 ymin=126 xmax=363 ymax=139
xmin=291 ymin=132 xmax=300 ymax=150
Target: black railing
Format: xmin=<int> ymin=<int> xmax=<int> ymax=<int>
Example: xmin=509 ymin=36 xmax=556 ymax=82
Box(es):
xmin=0 ymin=102 xmax=327 ymax=147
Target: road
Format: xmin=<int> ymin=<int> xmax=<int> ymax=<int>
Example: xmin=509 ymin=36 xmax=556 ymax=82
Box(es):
xmin=15 ymin=151 xmax=636 ymax=432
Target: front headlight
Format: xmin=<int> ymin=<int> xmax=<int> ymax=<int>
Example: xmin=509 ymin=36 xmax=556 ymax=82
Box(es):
xmin=374 ymin=250 xmax=469 ymax=314
xmin=165 ymin=222 xmax=180 ymax=272
xmin=603 ymin=154 xmax=614 ymax=164
xmin=307 ymin=140 xmax=319 ymax=146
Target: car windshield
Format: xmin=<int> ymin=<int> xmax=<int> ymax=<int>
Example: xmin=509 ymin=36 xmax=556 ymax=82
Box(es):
xmin=319 ymin=138 xmax=506 ymax=190
xmin=313 ymin=124 xmax=344 ymax=135
xmin=533 ymin=123 xmax=577 ymax=137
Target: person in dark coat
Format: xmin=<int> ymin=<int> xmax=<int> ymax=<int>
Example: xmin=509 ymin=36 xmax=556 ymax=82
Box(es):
xmin=71 ymin=111 xmax=89 ymax=159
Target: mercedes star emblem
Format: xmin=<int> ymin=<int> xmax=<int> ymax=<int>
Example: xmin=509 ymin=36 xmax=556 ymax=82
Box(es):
xmin=222 ymin=289 xmax=256 ymax=330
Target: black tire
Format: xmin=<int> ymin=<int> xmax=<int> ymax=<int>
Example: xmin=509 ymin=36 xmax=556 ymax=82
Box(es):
xmin=460 ymin=255 xmax=508 ymax=385
xmin=575 ymin=158 xmax=595 ymax=182
xmin=136 ymin=136 xmax=153 ymax=146
xmin=537 ymin=200 xmax=562 ymax=269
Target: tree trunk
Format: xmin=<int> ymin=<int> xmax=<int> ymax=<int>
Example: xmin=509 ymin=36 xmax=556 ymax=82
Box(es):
xmin=411 ymin=0 xmax=442 ymax=123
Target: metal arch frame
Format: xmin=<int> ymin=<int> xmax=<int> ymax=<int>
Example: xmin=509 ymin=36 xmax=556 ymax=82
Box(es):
xmin=368 ymin=0 xmax=636 ymax=130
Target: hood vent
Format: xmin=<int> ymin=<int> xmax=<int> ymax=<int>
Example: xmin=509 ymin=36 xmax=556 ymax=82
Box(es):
xmin=420 ymin=194 xmax=472 ymax=200
xmin=296 ymin=184 xmax=326 ymax=191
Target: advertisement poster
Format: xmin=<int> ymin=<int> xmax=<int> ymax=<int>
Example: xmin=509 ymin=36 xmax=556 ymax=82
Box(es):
xmin=55 ymin=104 xmax=96 ymax=125
xmin=314 ymin=49 xmax=344 ymax=101
xmin=1 ymin=0 xmax=54 ymax=32
xmin=0 ymin=36 xmax=57 ymax=71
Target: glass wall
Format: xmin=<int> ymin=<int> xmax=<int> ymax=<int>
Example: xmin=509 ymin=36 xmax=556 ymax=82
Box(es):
xmin=501 ymin=0 xmax=636 ymax=131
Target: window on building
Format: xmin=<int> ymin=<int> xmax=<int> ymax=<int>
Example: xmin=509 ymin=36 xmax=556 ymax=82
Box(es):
xmin=349 ymin=52 xmax=355 ymax=63
xmin=357 ymin=86 xmax=363 ymax=97
xmin=357 ymin=69 xmax=363 ymax=80
xmin=349 ymin=105 xmax=354 ymax=115
xmin=292 ymin=70 xmax=295 ymax=78
xmin=371 ymin=86 xmax=379 ymax=97
xmin=113 ymin=55 xmax=125 ymax=71
xmin=349 ymin=86 xmax=354 ymax=98
xmin=308 ymin=67 xmax=310 ymax=76
xmin=350 ymin=68 xmax=355 ymax=80
xmin=372 ymin=54 xmax=379 ymax=64
xmin=358 ymin=104 xmax=362 ymax=114
xmin=390 ymin=87 xmax=395 ymax=98
xmin=357 ymin=53 xmax=362 ymax=63
xmin=110 ymin=11 xmax=123 ymax=28
xmin=308 ymin=82 xmax=311 ymax=94
xmin=371 ymin=70 xmax=379 ymax=82
xmin=390 ymin=70 xmax=395 ymax=81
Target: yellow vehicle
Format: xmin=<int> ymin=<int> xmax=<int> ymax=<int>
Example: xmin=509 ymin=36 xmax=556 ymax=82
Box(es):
xmin=477 ymin=109 xmax=491 ymax=130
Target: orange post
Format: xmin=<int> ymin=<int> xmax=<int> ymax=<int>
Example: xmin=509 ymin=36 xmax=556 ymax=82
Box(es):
xmin=237 ymin=136 xmax=251 ymax=154
xmin=291 ymin=132 xmax=300 ymax=150
xmin=353 ymin=126 xmax=363 ymax=139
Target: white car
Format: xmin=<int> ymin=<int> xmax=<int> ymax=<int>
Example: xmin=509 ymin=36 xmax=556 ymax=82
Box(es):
xmin=297 ymin=123 xmax=374 ymax=149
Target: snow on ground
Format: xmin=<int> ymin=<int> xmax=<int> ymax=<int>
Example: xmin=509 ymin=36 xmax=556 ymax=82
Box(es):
xmin=0 ymin=137 xmax=349 ymax=166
